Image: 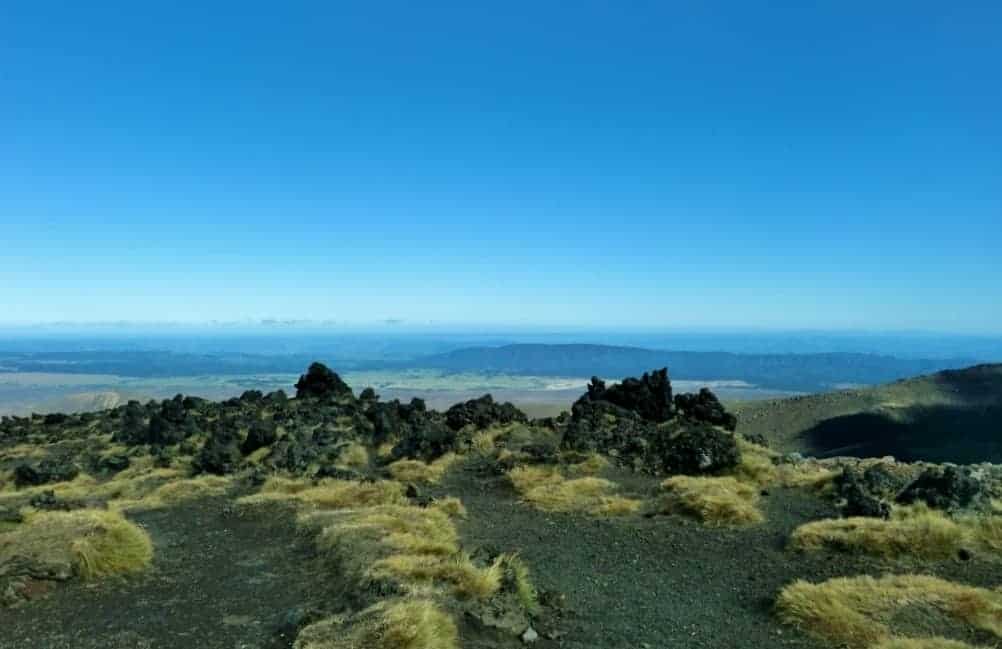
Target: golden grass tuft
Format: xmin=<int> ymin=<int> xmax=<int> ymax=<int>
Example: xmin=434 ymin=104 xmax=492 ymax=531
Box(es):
xmin=733 ymin=436 xmax=779 ymax=485
xmin=320 ymin=505 xmax=459 ymax=558
xmin=0 ymin=508 xmax=152 ymax=579
xmin=470 ymin=429 xmax=501 ymax=455
xmin=369 ymin=552 xmax=503 ymax=600
xmin=566 ymin=453 xmax=610 ymax=476
xmin=298 ymin=480 xmax=408 ymax=509
xmin=387 ymin=453 xmax=459 ymax=484
xmin=510 ymin=466 xmax=640 ymax=517
xmin=776 ymin=462 xmax=839 ymax=491
xmin=653 ymin=475 xmax=764 ymax=526
xmin=789 ymin=504 xmax=1002 ymax=561
xmin=376 ymin=441 xmax=397 ymax=460
xmin=113 ymin=475 xmax=232 ymax=511
xmin=498 ymin=552 xmax=539 ymax=614
xmin=294 ymin=598 xmax=459 ymax=649
xmin=429 ymin=496 xmax=467 ymax=518
xmin=776 ymin=574 xmax=1002 ymax=649
xmin=873 ymin=639 xmax=985 ymax=649
xmin=336 ymin=442 xmax=371 ymax=470
xmin=239 ymin=478 xmax=408 ymax=511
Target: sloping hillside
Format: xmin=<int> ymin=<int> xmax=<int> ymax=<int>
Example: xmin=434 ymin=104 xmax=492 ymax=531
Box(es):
xmin=735 ymin=364 xmax=1002 ymax=462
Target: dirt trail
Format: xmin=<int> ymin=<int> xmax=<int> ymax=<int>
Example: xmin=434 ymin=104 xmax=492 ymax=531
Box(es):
xmin=0 ymin=497 xmax=332 ymax=649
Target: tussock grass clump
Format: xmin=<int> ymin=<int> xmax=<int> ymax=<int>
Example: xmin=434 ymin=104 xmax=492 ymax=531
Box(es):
xmin=387 ymin=453 xmax=459 ymax=483
xmin=790 ymin=504 xmax=1002 ymax=560
xmin=238 ymin=478 xmax=407 ymax=510
xmin=731 ymin=436 xmax=837 ymax=491
xmin=653 ymin=476 xmax=764 ymax=526
xmin=776 ymin=574 xmax=1002 ymax=649
xmin=733 ymin=436 xmax=779 ymax=485
xmin=310 ymin=503 xmax=506 ymax=601
xmin=114 ymin=475 xmax=232 ymax=511
xmin=336 ymin=442 xmax=370 ymax=470
xmin=294 ymin=598 xmax=458 ymax=649
xmin=429 ymin=496 xmax=467 ymax=518
xmin=776 ymin=462 xmax=839 ymax=491
xmin=566 ymin=453 xmax=610 ymax=476
xmin=499 ymin=552 xmax=539 ymax=615
xmin=370 ymin=552 xmax=503 ymax=600
xmin=874 ymin=640 xmax=985 ymax=649
xmin=509 ymin=466 xmax=640 ymax=516
xmin=298 ymin=480 xmax=408 ymax=509
xmin=0 ymin=508 xmax=153 ymax=579
xmin=319 ymin=504 xmax=459 ymax=558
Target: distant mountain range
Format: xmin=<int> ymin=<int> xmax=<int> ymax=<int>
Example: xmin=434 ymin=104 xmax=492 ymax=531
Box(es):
xmin=408 ymin=344 xmax=972 ymax=392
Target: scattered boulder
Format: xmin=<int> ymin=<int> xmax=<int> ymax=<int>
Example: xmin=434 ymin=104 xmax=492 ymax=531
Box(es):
xmin=674 ymin=388 xmax=737 ymax=431
xmin=13 ymin=459 xmax=79 ymax=488
xmin=562 ymin=399 xmax=656 ymax=462
xmin=835 ymin=467 xmax=891 ymax=518
xmin=391 ymin=417 xmax=458 ymax=462
xmin=581 ymin=369 xmax=674 ymax=422
xmin=241 ymin=420 xmax=278 ymax=456
xmin=445 ymin=394 xmax=527 ymax=431
xmin=0 ymin=506 xmax=23 ymax=525
xmin=194 ymin=427 xmax=242 ymax=475
xmin=896 ymin=465 xmax=990 ymax=512
xmin=650 ymin=422 xmax=741 ymax=475
xmin=28 ymin=490 xmax=83 ymax=511
xmin=96 ymin=454 xmax=131 ymax=475
xmin=861 ymin=462 xmax=913 ymax=498
xmin=295 ymin=363 xmax=353 ymax=401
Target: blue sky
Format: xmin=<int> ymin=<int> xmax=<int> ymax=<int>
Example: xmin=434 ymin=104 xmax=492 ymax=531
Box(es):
xmin=2 ymin=2 xmax=1000 ymax=332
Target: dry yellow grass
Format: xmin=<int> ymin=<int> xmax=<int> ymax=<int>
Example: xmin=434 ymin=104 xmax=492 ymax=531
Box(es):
xmin=0 ymin=443 xmax=48 ymax=462
xmin=113 ymin=475 xmax=232 ymax=511
xmin=498 ymin=552 xmax=539 ymax=615
xmin=387 ymin=453 xmax=459 ymax=483
xmin=294 ymin=598 xmax=458 ymax=649
xmin=790 ymin=504 xmax=1002 ymax=561
xmin=733 ymin=436 xmax=779 ymax=485
xmin=470 ymin=429 xmax=501 ymax=455
xmin=336 ymin=442 xmax=370 ymax=470
xmin=653 ymin=476 xmax=764 ymax=526
xmin=238 ymin=478 xmax=408 ymax=510
xmin=873 ymin=639 xmax=986 ymax=649
xmin=244 ymin=446 xmax=271 ymax=464
xmin=0 ymin=508 xmax=153 ymax=579
xmin=776 ymin=574 xmax=1002 ymax=649
xmin=566 ymin=453 xmax=610 ymax=476
xmin=429 ymin=496 xmax=467 ymax=518
xmin=369 ymin=552 xmax=503 ymax=600
xmin=298 ymin=480 xmax=407 ymax=509
xmin=776 ymin=462 xmax=839 ymax=491
xmin=509 ymin=466 xmax=640 ymax=516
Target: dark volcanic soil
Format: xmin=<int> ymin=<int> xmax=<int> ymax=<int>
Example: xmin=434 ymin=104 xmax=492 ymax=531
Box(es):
xmin=435 ymin=466 xmax=1002 ymax=649
xmin=0 ymin=497 xmax=336 ymax=649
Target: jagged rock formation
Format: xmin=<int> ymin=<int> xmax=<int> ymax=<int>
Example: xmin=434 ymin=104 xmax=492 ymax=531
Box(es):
xmin=295 ymin=362 xmax=353 ymax=401
xmin=445 ymin=394 xmax=527 ymax=431
xmin=564 ymin=367 xmax=741 ymax=475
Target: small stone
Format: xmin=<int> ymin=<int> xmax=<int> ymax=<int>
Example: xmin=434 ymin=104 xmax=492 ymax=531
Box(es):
xmin=521 ymin=627 xmax=538 ymax=643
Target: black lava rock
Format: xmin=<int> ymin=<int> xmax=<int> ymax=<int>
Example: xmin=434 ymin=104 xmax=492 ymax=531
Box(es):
xmin=295 ymin=362 xmax=354 ymax=401
xmin=445 ymin=394 xmax=527 ymax=431
xmin=674 ymin=388 xmax=738 ymax=431
xmin=896 ymin=466 xmax=989 ymax=512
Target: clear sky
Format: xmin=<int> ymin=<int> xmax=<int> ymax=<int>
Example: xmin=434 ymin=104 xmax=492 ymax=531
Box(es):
xmin=2 ymin=2 xmax=1000 ymax=333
